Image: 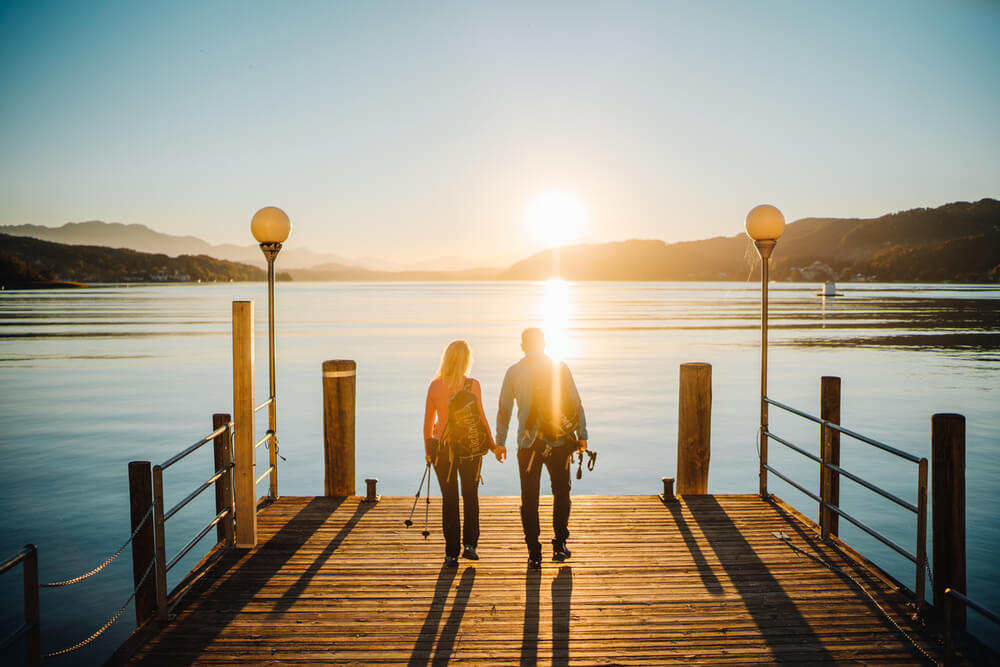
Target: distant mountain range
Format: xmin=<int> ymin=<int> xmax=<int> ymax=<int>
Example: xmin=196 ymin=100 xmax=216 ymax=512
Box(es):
xmin=0 ymin=221 xmax=357 ymax=270
xmin=497 ymin=198 xmax=1000 ymax=283
xmin=2 ymin=199 xmax=998 ymax=285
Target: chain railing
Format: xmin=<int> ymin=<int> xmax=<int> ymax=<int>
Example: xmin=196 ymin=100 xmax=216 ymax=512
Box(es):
xmin=762 ymin=394 xmax=929 ymax=610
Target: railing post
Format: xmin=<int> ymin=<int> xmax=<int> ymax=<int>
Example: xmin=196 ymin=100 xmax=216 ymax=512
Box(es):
xmin=128 ymin=461 xmax=156 ymax=625
xmin=323 ymin=360 xmax=357 ymax=496
xmin=213 ymin=414 xmax=235 ymax=547
xmin=916 ymin=457 xmax=928 ymax=612
xmin=676 ymin=362 xmax=711 ymax=494
xmin=932 ymin=413 xmax=966 ymax=630
xmin=820 ymin=376 xmax=841 ymax=538
xmin=23 ymin=544 xmax=39 ymax=667
xmin=233 ymin=301 xmax=257 ymax=547
xmin=152 ymin=465 xmax=168 ymax=621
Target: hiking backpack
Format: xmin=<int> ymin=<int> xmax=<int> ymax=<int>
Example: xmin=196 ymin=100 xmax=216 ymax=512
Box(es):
xmin=440 ymin=379 xmax=492 ymax=458
xmin=526 ymin=360 xmax=579 ymax=443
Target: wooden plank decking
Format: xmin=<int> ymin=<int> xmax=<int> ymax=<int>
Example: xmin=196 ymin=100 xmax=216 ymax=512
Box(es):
xmin=125 ymin=494 xmax=944 ymax=665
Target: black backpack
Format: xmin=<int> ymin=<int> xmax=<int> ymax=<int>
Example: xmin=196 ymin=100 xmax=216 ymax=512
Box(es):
xmin=440 ymin=379 xmax=492 ymax=458
xmin=526 ymin=360 xmax=579 ymax=443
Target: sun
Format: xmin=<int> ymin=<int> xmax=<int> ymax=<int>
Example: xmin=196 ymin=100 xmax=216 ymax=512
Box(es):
xmin=524 ymin=190 xmax=587 ymax=248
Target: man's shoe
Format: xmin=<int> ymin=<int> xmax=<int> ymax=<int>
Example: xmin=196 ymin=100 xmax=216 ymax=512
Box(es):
xmin=462 ymin=545 xmax=479 ymax=560
xmin=444 ymin=555 xmax=459 ymax=567
xmin=552 ymin=539 xmax=572 ymax=561
xmin=527 ymin=557 xmax=542 ymax=570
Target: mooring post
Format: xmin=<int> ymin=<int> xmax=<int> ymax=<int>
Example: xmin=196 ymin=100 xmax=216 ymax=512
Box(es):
xmin=128 ymin=461 xmax=156 ymax=626
xmin=323 ymin=360 xmax=356 ymax=496
xmin=932 ymin=413 xmax=966 ymax=630
xmin=820 ymin=376 xmax=841 ymax=539
xmin=213 ymin=414 xmax=235 ymax=547
xmin=232 ymin=301 xmax=256 ymax=548
xmin=677 ymin=362 xmax=711 ymax=494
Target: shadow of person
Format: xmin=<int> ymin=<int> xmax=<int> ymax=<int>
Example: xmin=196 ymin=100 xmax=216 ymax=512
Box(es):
xmin=409 ymin=564 xmax=459 ymax=667
xmin=551 ymin=566 xmax=572 ymax=667
xmin=520 ymin=566 xmax=541 ymax=667
xmin=432 ymin=567 xmax=476 ymax=666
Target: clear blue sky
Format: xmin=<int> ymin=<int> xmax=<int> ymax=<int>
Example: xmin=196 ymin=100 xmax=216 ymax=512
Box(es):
xmin=1 ymin=1 xmax=998 ymax=266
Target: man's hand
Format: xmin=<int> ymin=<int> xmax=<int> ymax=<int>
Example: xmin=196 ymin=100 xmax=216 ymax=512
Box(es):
xmin=577 ymin=439 xmax=588 ymax=453
xmin=493 ymin=444 xmax=507 ymax=463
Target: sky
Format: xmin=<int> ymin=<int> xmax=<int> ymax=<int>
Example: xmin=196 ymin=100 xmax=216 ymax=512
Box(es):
xmin=1 ymin=1 xmax=998 ymax=268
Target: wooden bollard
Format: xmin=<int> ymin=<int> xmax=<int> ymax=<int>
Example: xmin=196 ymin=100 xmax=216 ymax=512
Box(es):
xmin=232 ymin=301 xmax=256 ymax=548
xmin=660 ymin=476 xmax=675 ymax=501
xmin=820 ymin=376 xmax=841 ymax=538
xmin=364 ymin=478 xmax=380 ymax=503
xmin=213 ymin=413 xmax=235 ymax=547
xmin=323 ymin=360 xmax=357 ymax=496
xmin=677 ymin=362 xmax=711 ymax=494
xmin=932 ymin=413 xmax=966 ymax=630
xmin=128 ymin=461 xmax=156 ymax=625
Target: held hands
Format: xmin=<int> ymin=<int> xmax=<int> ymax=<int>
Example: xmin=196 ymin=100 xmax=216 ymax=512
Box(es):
xmin=491 ymin=444 xmax=507 ymax=463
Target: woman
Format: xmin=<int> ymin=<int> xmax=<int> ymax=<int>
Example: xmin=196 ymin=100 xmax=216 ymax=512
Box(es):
xmin=423 ymin=340 xmax=502 ymax=566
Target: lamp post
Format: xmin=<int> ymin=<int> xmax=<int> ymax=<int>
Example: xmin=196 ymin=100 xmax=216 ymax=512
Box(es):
xmin=251 ymin=206 xmax=291 ymax=500
xmin=745 ymin=204 xmax=785 ymax=499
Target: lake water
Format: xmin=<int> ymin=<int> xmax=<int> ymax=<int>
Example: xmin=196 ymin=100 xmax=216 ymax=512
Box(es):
xmin=1 ymin=281 xmax=998 ymax=663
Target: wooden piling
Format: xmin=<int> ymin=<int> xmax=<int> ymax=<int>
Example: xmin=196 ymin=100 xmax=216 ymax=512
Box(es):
xmin=128 ymin=461 xmax=156 ymax=625
xmin=820 ymin=376 xmax=841 ymax=538
xmin=932 ymin=413 xmax=966 ymax=630
xmin=233 ymin=301 xmax=256 ymax=548
xmin=213 ymin=414 xmax=235 ymax=547
xmin=23 ymin=544 xmax=39 ymax=667
xmin=323 ymin=360 xmax=356 ymax=496
xmin=677 ymin=362 xmax=711 ymax=494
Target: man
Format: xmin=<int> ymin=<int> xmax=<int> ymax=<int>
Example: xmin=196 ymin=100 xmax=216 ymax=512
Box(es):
xmin=495 ymin=327 xmax=588 ymax=569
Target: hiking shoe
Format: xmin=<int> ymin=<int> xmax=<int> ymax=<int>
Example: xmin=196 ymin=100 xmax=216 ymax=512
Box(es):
xmin=552 ymin=540 xmax=571 ymax=561
xmin=462 ymin=545 xmax=479 ymax=560
xmin=444 ymin=555 xmax=459 ymax=567
xmin=527 ymin=557 xmax=542 ymax=570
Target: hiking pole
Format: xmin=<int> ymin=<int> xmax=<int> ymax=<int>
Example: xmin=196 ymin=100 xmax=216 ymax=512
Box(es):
xmin=422 ymin=461 xmax=432 ymax=539
xmin=404 ymin=462 xmax=431 ymax=527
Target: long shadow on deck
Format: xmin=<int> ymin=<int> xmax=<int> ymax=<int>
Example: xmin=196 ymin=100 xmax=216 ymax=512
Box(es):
xmin=408 ymin=566 xmax=475 ymax=667
xmin=140 ymin=497 xmax=361 ymax=661
xmin=686 ymin=495 xmax=836 ymax=662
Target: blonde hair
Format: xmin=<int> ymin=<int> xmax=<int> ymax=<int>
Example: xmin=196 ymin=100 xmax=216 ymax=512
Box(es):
xmin=436 ymin=340 xmax=472 ymax=394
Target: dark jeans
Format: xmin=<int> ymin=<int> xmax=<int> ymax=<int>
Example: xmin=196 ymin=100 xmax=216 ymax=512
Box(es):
xmin=433 ymin=453 xmax=482 ymax=558
xmin=517 ymin=442 xmax=573 ymax=560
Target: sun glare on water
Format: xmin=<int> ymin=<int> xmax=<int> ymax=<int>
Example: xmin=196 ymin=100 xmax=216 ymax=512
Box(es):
xmin=525 ymin=190 xmax=588 ymax=248
xmin=542 ymin=278 xmax=573 ymax=361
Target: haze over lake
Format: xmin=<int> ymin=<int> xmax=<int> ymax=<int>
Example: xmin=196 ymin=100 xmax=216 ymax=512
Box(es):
xmin=1 ymin=280 xmax=998 ymax=662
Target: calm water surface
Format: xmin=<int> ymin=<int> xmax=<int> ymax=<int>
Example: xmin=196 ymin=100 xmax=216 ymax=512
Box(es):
xmin=1 ymin=281 xmax=998 ymax=662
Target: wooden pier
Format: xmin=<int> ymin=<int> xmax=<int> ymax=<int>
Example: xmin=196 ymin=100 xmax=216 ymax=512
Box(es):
xmin=121 ymin=493 xmax=945 ymax=665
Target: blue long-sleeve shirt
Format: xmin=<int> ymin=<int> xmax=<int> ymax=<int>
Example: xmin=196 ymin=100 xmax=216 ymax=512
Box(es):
xmin=495 ymin=353 xmax=588 ymax=449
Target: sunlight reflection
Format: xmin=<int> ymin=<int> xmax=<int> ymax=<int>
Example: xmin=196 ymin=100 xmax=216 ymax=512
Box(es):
xmin=542 ymin=278 xmax=573 ymax=361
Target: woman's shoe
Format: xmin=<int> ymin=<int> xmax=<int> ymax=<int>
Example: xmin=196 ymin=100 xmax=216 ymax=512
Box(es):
xmin=444 ymin=556 xmax=459 ymax=567
xmin=462 ymin=545 xmax=479 ymax=560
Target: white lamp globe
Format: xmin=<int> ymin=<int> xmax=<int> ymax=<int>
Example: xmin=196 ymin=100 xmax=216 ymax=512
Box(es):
xmin=251 ymin=207 xmax=291 ymax=244
xmin=745 ymin=204 xmax=785 ymax=241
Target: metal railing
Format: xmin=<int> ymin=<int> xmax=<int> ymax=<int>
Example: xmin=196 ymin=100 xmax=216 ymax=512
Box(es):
xmin=944 ymin=588 xmax=1000 ymax=667
xmin=0 ymin=545 xmax=40 ymax=666
xmin=151 ymin=416 xmax=237 ymax=621
xmin=763 ymin=395 xmax=929 ymax=608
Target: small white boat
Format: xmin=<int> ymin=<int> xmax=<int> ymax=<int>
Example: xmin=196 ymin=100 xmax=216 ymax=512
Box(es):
xmin=814 ymin=281 xmax=843 ymax=297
